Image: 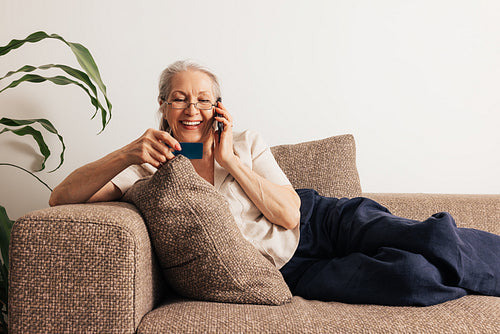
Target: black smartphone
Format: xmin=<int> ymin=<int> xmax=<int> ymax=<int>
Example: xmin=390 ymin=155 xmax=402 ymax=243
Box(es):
xmin=215 ymin=97 xmax=223 ymax=143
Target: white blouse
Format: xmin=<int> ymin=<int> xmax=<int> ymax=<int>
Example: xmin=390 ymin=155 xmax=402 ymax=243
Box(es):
xmin=112 ymin=129 xmax=299 ymax=269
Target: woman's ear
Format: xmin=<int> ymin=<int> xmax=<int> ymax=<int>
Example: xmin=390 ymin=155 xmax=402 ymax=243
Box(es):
xmin=159 ymin=98 xmax=168 ymax=118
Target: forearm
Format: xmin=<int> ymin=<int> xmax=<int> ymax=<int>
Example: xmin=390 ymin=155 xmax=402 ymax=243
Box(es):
xmin=49 ymin=151 xmax=128 ymax=206
xmin=224 ymin=156 xmax=300 ymax=230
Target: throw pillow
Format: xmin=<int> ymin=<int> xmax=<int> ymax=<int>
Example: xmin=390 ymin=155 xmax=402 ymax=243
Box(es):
xmin=271 ymin=134 xmax=362 ymax=198
xmin=122 ymin=155 xmax=292 ymax=305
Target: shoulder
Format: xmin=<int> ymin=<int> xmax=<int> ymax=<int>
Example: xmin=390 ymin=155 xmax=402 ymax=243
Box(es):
xmin=233 ymin=129 xmax=261 ymax=143
xmin=233 ymin=130 xmax=291 ymax=186
xmin=233 ymin=129 xmax=268 ymax=155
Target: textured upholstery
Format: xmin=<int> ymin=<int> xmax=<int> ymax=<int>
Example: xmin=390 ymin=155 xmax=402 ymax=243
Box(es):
xmin=9 ymin=202 xmax=164 ymax=333
xmin=138 ymin=295 xmax=500 ymax=333
xmin=8 ymin=134 xmax=500 ymax=333
xmin=122 ymin=155 xmax=292 ymax=305
xmin=271 ymin=134 xmax=362 ymax=198
xmin=364 ymin=193 xmax=500 ymax=235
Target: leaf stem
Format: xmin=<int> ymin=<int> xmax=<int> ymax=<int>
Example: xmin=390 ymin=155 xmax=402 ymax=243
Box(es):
xmin=0 ymin=163 xmax=53 ymax=192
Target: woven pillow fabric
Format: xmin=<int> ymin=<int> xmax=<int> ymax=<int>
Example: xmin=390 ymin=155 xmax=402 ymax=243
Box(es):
xmin=271 ymin=134 xmax=362 ymax=198
xmin=122 ymin=155 xmax=292 ymax=305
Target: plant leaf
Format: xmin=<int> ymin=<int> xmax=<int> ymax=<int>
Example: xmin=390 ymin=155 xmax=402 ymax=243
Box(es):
xmin=0 ymin=73 xmax=107 ymax=130
xmin=55 ymin=39 xmax=113 ymax=128
xmin=1 ymin=63 xmax=98 ymax=102
xmin=0 ymin=205 xmax=14 ymax=271
xmin=0 ymin=262 xmax=8 ymax=321
xmin=0 ymin=125 xmax=50 ymax=171
xmin=0 ymin=163 xmax=53 ymax=191
xmin=0 ymin=263 xmax=7 ymax=309
xmin=0 ymin=65 xmax=37 ymax=80
xmin=65 ymin=42 xmax=112 ymax=116
xmin=0 ymin=31 xmax=49 ymax=56
xmin=0 ymin=268 xmax=6 ymax=301
xmin=0 ymin=31 xmax=112 ymax=128
xmin=0 ymin=118 xmax=66 ymax=172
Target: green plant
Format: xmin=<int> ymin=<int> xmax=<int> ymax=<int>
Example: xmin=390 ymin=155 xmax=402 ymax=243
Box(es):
xmin=0 ymin=31 xmax=112 ymax=333
xmin=0 ymin=206 xmax=14 ymax=333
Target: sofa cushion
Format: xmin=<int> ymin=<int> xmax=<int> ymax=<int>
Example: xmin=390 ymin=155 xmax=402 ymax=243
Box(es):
xmin=137 ymin=295 xmax=500 ymax=333
xmin=122 ymin=155 xmax=292 ymax=305
xmin=271 ymin=134 xmax=362 ymax=198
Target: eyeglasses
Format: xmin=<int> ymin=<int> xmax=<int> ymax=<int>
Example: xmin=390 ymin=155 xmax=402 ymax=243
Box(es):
xmin=165 ymin=100 xmax=215 ymax=110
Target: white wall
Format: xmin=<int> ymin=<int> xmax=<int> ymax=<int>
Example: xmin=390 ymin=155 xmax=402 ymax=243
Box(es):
xmin=1 ymin=0 xmax=499 ymax=219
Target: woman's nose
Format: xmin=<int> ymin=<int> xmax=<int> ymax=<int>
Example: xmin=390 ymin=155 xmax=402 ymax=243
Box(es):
xmin=184 ymin=103 xmax=199 ymax=115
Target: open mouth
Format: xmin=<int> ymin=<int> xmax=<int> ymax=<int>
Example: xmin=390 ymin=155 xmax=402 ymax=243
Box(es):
xmin=181 ymin=120 xmax=202 ymax=126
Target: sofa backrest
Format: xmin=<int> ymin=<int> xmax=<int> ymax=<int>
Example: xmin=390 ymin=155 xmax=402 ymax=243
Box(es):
xmin=271 ymin=134 xmax=362 ymax=198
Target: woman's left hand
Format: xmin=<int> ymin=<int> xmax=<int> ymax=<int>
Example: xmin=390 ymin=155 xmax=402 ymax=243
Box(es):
xmin=213 ymin=101 xmax=236 ymax=168
xmin=213 ymin=101 xmax=301 ymax=230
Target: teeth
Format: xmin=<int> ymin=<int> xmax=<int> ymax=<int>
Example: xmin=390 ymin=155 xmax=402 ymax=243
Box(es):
xmin=182 ymin=121 xmax=201 ymax=126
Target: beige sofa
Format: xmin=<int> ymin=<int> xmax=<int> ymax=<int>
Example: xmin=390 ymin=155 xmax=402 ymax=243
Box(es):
xmin=9 ymin=134 xmax=500 ymax=333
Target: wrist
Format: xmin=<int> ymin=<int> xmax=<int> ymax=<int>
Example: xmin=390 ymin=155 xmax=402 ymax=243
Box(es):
xmin=106 ymin=149 xmax=132 ymax=171
xmin=222 ymin=154 xmax=244 ymax=178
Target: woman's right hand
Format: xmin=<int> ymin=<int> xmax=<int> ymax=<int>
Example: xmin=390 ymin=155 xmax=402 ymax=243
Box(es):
xmin=119 ymin=128 xmax=181 ymax=168
xmin=50 ymin=128 xmax=181 ymax=206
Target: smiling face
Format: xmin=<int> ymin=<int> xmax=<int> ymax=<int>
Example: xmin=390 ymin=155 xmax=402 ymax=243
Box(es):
xmin=162 ymin=70 xmax=216 ymax=144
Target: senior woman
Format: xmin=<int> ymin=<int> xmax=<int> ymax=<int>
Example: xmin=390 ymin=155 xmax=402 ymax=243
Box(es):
xmin=49 ymin=60 xmax=301 ymax=269
xmin=50 ymin=60 xmax=500 ymax=306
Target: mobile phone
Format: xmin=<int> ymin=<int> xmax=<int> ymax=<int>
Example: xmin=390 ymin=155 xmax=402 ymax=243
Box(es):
xmin=215 ymin=97 xmax=223 ymax=143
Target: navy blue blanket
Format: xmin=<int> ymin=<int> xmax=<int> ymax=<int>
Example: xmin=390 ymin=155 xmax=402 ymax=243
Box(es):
xmin=280 ymin=189 xmax=500 ymax=306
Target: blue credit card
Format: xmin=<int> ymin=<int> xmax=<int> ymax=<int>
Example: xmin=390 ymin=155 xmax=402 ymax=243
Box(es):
xmin=173 ymin=142 xmax=203 ymax=159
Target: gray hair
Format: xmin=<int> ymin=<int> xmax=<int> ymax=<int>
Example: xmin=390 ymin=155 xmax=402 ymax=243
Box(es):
xmin=158 ymin=60 xmax=221 ymax=132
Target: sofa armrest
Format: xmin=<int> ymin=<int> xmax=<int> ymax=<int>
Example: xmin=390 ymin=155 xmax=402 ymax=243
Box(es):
xmin=9 ymin=202 xmax=164 ymax=333
xmin=363 ymin=193 xmax=500 ymax=235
